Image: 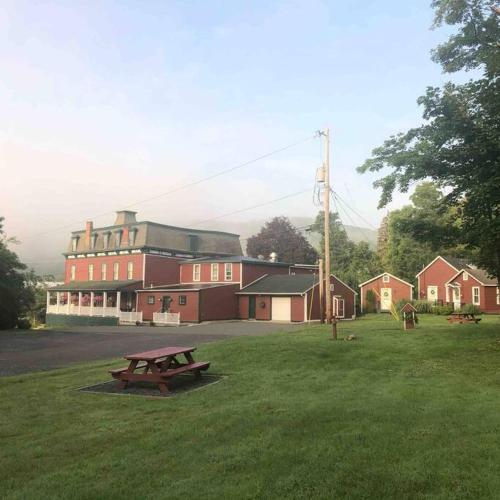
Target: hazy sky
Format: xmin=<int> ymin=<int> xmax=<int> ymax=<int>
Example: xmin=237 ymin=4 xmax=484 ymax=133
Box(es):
xmin=1 ymin=1 xmax=462 ymax=266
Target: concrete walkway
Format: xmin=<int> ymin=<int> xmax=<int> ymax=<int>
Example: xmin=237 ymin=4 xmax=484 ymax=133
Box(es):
xmin=0 ymin=321 xmax=306 ymax=376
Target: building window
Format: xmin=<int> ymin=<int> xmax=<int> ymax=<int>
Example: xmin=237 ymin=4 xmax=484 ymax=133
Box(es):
xmin=497 ymin=287 xmax=500 ymax=305
xmin=115 ymin=231 xmax=122 ymax=248
xmin=103 ymin=232 xmax=111 ymax=248
xmin=91 ymin=234 xmax=98 ymax=249
xmin=463 ymin=272 xmax=468 ymax=281
xmin=128 ymin=228 xmax=137 ymax=247
xmin=472 ymin=286 xmax=480 ymax=305
xmin=101 ymin=263 xmax=107 ymax=281
xmin=225 ymin=263 xmax=233 ymax=281
xmin=193 ymin=264 xmax=201 ymax=281
xmin=211 ymin=263 xmax=219 ymax=281
xmin=383 ymin=274 xmax=390 ymax=283
xmin=147 ymin=296 xmax=155 ymax=305
xmin=70 ymin=265 xmax=76 ymax=281
xmin=179 ymin=295 xmax=187 ymax=305
xmin=113 ymin=262 xmax=119 ymax=280
xmin=127 ymin=261 xmax=134 ymax=280
xmin=88 ymin=264 xmax=94 ymax=281
xmin=188 ymin=234 xmax=199 ymax=252
xmin=71 ymin=237 xmax=79 ymax=252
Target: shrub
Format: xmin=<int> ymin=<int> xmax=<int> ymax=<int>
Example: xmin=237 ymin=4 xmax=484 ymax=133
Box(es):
xmin=432 ymin=305 xmax=454 ymax=315
xmin=459 ymin=304 xmax=482 ymax=315
xmin=16 ymin=317 xmax=32 ymax=329
xmin=365 ymin=290 xmax=377 ymax=313
xmin=413 ymin=300 xmax=434 ymax=314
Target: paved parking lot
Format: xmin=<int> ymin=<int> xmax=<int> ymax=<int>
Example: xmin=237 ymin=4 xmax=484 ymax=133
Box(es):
xmin=0 ymin=321 xmax=305 ymax=376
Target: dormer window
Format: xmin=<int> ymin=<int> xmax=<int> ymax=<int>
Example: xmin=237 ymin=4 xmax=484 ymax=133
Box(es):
xmin=103 ymin=232 xmax=111 ymax=248
xmin=91 ymin=233 xmax=98 ymax=249
xmin=188 ymin=234 xmax=199 ymax=252
xmin=115 ymin=230 xmax=122 ymax=248
xmin=71 ymin=237 xmax=79 ymax=252
xmin=128 ymin=228 xmax=137 ymax=247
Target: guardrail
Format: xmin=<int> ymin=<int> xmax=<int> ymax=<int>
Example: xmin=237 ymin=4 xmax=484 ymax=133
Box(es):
xmin=153 ymin=312 xmax=181 ymax=325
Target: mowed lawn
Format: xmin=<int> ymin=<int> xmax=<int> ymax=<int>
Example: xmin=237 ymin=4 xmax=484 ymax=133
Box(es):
xmin=1 ymin=315 xmax=500 ymax=499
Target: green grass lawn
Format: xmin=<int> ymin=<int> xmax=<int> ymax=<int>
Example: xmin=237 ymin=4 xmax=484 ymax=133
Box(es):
xmin=1 ymin=315 xmax=500 ymax=499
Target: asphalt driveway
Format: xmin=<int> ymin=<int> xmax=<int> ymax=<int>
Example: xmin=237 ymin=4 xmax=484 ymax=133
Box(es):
xmin=0 ymin=321 xmax=305 ymax=376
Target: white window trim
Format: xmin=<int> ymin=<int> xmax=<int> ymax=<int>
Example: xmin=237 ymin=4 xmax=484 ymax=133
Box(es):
xmin=127 ymin=261 xmax=134 ymax=280
xmin=382 ymin=274 xmax=390 ymax=283
xmin=472 ymin=286 xmax=480 ymax=305
xmin=463 ymin=272 xmax=468 ymax=281
xmin=113 ymin=262 xmax=119 ymax=280
xmin=193 ymin=264 xmax=201 ymax=282
xmin=101 ymin=263 xmax=107 ymax=281
xmin=88 ymin=264 xmax=94 ymax=281
xmin=224 ymin=263 xmax=233 ymax=281
xmin=70 ymin=265 xmax=76 ymax=281
xmin=497 ymin=287 xmax=500 ymax=305
xmin=211 ymin=263 xmax=219 ymax=281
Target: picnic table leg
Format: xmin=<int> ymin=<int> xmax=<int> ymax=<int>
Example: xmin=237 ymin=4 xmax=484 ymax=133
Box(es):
xmin=117 ymin=360 xmax=138 ymax=390
xmin=184 ymin=352 xmax=202 ymax=379
xmin=147 ymin=361 xmax=170 ymax=394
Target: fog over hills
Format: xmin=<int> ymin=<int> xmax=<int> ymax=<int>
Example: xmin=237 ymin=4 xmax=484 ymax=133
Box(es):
xmin=18 ymin=217 xmax=377 ymax=280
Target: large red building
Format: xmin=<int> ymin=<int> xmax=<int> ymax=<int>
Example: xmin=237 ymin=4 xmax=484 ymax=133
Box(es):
xmin=47 ymin=212 xmax=347 ymax=325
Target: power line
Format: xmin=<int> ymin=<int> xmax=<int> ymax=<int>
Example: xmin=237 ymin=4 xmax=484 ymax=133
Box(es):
xmin=23 ymin=135 xmax=316 ymax=241
xmin=331 ymin=190 xmax=378 ymax=230
xmin=191 ymin=188 xmax=311 ymax=227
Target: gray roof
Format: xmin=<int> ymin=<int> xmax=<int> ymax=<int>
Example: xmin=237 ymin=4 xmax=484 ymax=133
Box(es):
xmin=237 ymin=274 xmax=318 ymax=295
xmin=185 ymin=255 xmax=290 ymax=267
xmin=464 ymin=268 xmax=497 ymax=285
xmin=138 ymin=283 xmax=236 ymax=292
xmin=443 ymin=256 xmax=471 ymax=271
xmin=66 ymin=220 xmax=242 ymax=256
xmin=49 ymin=280 xmax=142 ymax=292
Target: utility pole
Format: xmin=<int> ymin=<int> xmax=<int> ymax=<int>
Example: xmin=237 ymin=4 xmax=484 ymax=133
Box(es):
xmin=318 ymin=257 xmax=324 ymax=323
xmin=321 ymin=128 xmax=333 ymax=325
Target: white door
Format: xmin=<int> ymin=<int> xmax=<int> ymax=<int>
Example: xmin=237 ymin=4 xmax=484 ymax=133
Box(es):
xmin=334 ymin=297 xmax=345 ymax=318
xmin=427 ymin=285 xmax=438 ymax=303
xmin=271 ymin=297 xmax=291 ymax=321
xmin=452 ymin=287 xmax=461 ymax=310
xmin=380 ymin=288 xmax=392 ymax=311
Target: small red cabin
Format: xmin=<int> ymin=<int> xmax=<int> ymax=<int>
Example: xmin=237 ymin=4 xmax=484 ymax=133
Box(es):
xmin=359 ymin=273 xmax=413 ymax=313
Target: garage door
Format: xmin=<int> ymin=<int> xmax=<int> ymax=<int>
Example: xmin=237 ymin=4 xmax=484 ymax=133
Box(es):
xmin=271 ymin=297 xmax=291 ymax=321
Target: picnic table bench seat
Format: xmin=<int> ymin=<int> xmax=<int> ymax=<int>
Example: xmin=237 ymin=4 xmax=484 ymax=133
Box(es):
xmin=447 ymin=313 xmax=481 ymax=324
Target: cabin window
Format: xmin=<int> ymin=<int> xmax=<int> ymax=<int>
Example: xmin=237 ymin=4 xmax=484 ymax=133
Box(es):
xmin=472 ymin=286 xmax=480 ymax=305
xmin=88 ymin=264 xmax=94 ymax=281
xmin=225 ymin=263 xmax=233 ymax=281
xmin=383 ymin=274 xmax=390 ymax=283
xmin=147 ymin=296 xmax=155 ymax=305
xmin=211 ymin=263 xmax=219 ymax=281
xmin=463 ymin=272 xmax=468 ymax=281
xmin=70 ymin=265 xmax=76 ymax=281
xmin=113 ymin=262 xmax=119 ymax=280
xmin=497 ymin=287 xmax=500 ymax=305
xmin=71 ymin=237 xmax=79 ymax=252
xmin=127 ymin=261 xmax=134 ymax=280
xmin=193 ymin=264 xmax=201 ymax=281
xmin=179 ymin=295 xmax=187 ymax=305
xmin=101 ymin=263 xmax=107 ymax=281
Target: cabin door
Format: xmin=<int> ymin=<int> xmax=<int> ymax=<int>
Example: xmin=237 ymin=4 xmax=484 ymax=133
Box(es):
xmin=161 ymin=296 xmax=172 ymax=313
xmin=334 ymin=297 xmax=345 ymax=318
xmin=427 ymin=286 xmax=438 ymax=303
xmin=452 ymin=287 xmax=461 ymax=311
xmin=380 ymin=288 xmax=392 ymax=311
xmin=248 ymin=296 xmax=256 ymax=319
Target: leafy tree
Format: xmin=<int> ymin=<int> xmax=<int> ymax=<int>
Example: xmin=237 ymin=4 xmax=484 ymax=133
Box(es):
xmin=246 ymin=216 xmax=318 ymax=264
xmin=0 ymin=217 xmax=35 ymax=329
xmin=341 ymin=241 xmax=382 ymax=291
xmin=358 ymin=1 xmax=500 ymax=283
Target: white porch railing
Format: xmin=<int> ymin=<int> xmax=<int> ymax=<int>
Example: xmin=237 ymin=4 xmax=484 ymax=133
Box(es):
xmin=153 ymin=312 xmax=181 ymax=325
xmin=46 ymin=304 xmax=120 ymax=317
xmin=119 ymin=311 xmax=143 ymax=324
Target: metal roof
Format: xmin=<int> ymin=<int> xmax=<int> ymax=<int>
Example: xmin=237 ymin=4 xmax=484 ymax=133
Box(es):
xmin=237 ymin=274 xmax=318 ymax=295
xmin=49 ymin=280 xmax=142 ymax=292
xmin=185 ymin=255 xmax=291 ymax=266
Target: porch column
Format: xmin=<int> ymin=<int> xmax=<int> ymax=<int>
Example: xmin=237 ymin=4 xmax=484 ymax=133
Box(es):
xmin=67 ymin=292 xmax=71 ymax=315
xmin=56 ymin=292 xmax=60 ymax=313
xmin=46 ymin=291 xmax=50 ymax=312
xmin=90 ymin=292 xmax=94 ymax=317
xmin=116 ymin=291 xmax=121 ymax=316
xmin=103 ymin=291 xmax=107 ymax=317
xmin=78 ymin=292 xmax=82 ymax=315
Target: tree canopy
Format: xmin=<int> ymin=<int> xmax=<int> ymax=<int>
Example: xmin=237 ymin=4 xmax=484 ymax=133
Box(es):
xmin=358 ymin=0 xmax=500 ymax=282
xmin=246 ymin=216 xmax=318 ymax=264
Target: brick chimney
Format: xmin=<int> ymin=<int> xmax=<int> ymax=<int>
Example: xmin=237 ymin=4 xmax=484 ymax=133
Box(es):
xmin=85 ymin=221 xmax=93 ymax=248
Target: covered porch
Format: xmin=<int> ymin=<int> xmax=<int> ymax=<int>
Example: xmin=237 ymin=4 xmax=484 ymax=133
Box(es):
xmin=47 ymin=281 xmax=143 ymax=323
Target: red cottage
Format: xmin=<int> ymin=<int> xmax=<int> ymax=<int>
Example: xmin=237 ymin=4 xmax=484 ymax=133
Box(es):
xmin=416 ymin=255 xmax=471 ymax=304
xmin=446 ymin=268 xmax=500 ymax=313
xmin=359 ymin=273 xmax=413 ymax=313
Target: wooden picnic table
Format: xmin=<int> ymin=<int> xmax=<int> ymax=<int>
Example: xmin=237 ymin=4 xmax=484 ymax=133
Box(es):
xmin=447 ymin=312 xmax=481 ymax=324
xmin=109 ymin=346 xmax=210 ymax=394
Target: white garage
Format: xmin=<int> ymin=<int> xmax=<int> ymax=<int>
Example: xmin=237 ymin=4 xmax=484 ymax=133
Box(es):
xmin=271 ymin=297 xmax=291 ymax=321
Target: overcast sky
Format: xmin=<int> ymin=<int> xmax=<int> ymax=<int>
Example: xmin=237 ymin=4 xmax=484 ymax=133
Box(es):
xmin=1 ymin=1 xmax=461 ymax=266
